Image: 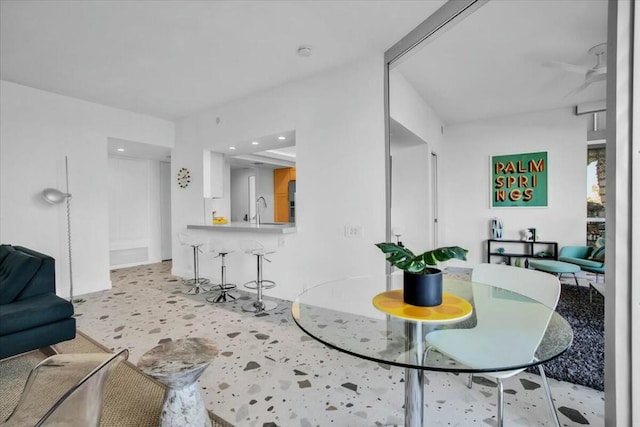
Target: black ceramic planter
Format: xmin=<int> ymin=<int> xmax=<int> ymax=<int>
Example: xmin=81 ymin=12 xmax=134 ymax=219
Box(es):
xmin=403 ymin=269 xmax=443 ymax=307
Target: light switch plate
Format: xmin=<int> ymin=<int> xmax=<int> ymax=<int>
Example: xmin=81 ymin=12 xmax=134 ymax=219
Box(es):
xmin=344 ymin=225 xmax=363 ymax=238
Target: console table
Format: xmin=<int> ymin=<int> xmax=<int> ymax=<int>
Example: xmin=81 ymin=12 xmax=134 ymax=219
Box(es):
xmin=486 ymin=239 xmax=558 ymax=264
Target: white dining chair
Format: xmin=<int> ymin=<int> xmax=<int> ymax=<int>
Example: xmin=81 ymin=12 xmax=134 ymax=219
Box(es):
xmin=425 ymin=263 xmax=562 ymax=427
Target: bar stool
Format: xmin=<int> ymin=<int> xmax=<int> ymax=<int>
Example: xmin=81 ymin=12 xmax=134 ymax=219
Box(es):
xmin=206 ymin=239 xmax=239 ymax=303
xmin=240 ymin=240 xmax=278 ymax=313
xmin=178 ymin=232 xmax=210 ymax=295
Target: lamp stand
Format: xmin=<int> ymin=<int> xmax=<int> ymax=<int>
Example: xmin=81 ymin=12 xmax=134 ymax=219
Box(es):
xmin=64 ymin=156 xmax=84 ymax=305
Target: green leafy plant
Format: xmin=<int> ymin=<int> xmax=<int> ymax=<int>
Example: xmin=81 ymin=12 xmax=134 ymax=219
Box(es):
xmin=375 ymin=243 xmax=468 ymax=274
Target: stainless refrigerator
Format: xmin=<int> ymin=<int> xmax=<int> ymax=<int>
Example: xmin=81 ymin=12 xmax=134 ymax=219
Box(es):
xmin=288 ymin=180 xmax=296 ymax=223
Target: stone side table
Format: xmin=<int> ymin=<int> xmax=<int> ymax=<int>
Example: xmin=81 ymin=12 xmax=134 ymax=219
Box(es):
xmin=138 ymin=338 xmax=218 ymax=427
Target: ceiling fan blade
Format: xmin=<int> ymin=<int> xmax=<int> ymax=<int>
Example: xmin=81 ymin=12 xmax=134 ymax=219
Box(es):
xmin=542 ymin=61 xmax=588 ymax=75
xmin=565 ymin=81 xmax=592 ymax=98
xmin=586 ymin=72 xmax=607 ymax=83
xmin=564 ymin=71 xmax=607 ymax=99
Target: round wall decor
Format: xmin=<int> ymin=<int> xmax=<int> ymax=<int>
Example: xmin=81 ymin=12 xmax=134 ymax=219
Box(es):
xmin=177 ymin=167 xmax=191 ymax=188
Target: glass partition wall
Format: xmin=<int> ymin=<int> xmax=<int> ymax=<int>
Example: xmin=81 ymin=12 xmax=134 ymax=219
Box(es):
xmin=384 ymin=0 xmax=484 ymax=255
xmin=383 ymin=1 xmax=635 ymax=425
xmin=384 ymin=0 xmax=607 ymax=267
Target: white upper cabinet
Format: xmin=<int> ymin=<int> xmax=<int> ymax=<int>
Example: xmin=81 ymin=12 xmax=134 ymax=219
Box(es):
xmin=203 ymin=149 xmax=224 ymax=198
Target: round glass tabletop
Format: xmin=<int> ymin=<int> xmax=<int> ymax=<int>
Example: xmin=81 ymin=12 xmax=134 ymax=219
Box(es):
xmin=292 ymin=274 xmax=573 ymax=373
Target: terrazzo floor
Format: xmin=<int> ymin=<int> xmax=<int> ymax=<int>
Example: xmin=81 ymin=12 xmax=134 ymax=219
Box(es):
xmin=73 ymin=261 xmax=604 ymax=427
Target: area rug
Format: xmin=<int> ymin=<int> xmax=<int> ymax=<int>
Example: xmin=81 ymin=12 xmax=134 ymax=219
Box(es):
xmin=0 ymin=351 xmax=48 ymax=422
xmin=534 ymin=280 xmax=605 ymax=391
xmin=0 ymin=330 xmax=234 ymax=426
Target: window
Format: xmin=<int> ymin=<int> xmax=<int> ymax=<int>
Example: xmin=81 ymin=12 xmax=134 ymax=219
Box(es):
xmin=586 ymin=145 xmax=605 ymax=245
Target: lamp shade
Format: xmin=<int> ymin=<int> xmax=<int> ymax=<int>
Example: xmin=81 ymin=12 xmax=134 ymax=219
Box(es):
xmin=42 ymin=188 xmax=71 ymax=204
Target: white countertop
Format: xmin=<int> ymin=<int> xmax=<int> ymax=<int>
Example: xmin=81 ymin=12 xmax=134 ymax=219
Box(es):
xmin=187 ymin=222 xmax=296 ymax=234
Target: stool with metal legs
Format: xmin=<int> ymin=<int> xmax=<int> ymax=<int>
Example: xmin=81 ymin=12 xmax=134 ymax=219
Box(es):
xmin=178 ymin=232 xmax=210 ymax=295
xmin=206 ymin=239 xmax=239 ymax=303
xmin=240 ymin=240 xmax=278 ymax=313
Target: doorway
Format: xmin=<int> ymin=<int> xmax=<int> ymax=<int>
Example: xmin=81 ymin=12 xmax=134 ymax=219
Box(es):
xmin=160 ymin=161 xmax=172 ymax=261
xmin=107 ymin=138 xmax=172 ymax=268
xmin=431 ymin=151 xmax=438 ymax=248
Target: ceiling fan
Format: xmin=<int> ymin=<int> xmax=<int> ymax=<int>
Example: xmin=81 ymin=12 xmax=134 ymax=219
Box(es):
xmin=544 ymin=43 xmax=607 ymax=96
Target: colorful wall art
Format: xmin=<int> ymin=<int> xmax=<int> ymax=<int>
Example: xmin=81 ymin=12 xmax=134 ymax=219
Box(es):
xmin=491 ymin=151 xmax=547 ymax=207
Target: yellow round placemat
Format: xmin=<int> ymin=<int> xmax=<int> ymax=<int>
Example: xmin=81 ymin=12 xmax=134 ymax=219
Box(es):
xmin=372 ymin=290 xmax=473 ymax=323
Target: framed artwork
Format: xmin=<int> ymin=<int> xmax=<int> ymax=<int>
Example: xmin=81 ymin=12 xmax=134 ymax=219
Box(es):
xmin=491 ymin=151 xmax=547 ymax=208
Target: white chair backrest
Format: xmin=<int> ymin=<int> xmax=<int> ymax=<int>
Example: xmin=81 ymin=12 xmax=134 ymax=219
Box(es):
xmin=208 ymin=238 xmax=232 ymax=255
xmin=431 ymin=265 xmax=560 ymax=368
xmin=178 ymin=232 xmax=189 ymax=245
xmin=239 ymin=239 xmax=264 ymax=254
xmin=472 ymin=263 xmax=560 ymax=309
xmin=178 ymin=232 xmax=204 ymax=248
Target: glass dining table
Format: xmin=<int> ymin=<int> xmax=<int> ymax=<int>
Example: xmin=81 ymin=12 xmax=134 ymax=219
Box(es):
xmin=291 ymin=274 xmax=573 ymax=427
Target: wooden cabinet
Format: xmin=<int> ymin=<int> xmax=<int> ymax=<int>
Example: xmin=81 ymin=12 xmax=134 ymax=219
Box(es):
xmin=274 ymin=194 xmax=289 ymax=222
xmin=274 ymin=168 xmax=290 ymax=194
xmin=273 ymin=167 xmax=296 ymax=222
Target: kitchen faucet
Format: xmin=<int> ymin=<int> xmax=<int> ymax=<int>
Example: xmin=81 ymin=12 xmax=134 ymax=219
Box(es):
xmin=255 ymin=196 xmax=267 ymax=226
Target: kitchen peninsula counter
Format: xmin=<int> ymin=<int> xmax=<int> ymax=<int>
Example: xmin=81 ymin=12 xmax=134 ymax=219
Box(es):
xmin=188 ymin=222 xmax=296 ymax=234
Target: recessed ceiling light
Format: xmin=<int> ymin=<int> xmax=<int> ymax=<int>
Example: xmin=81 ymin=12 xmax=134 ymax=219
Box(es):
xmin=252 ymin=141 xmax=259 ymax=145
xmin=278 ymin=136 xmax=286 ymax=140
xmin=229 ymin=146 xmax=236 ymax=150
xmin=297 ymin=46 xmax=312 ymax=57
xmin=117 ymin=148 xmax=125 ymax=152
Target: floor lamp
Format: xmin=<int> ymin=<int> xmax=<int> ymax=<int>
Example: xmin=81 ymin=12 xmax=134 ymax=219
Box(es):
xmin=42 ymin=156 xmax=84 ymax=305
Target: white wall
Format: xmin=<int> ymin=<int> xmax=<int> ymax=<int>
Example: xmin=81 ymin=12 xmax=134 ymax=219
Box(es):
xmin=390 ymin=70 xmax=445 ymax=151
xmin=108 ymin=156 xmax=166 ymax=268
xmin=0 ymin=81 xmax=174 ymax=297
xmin=229 ymin=166 xmax=278 ymax=223
xmin=228 ymin=165 xmax=275 ymax=223
xmin=441 ymin=108 xmax=587 ymax=264
xmin=389 ymin=70 xmax=445 ymax=251
xmin=159 ymin=161 xmax=172 ymax=260
xmin=173 ymin=56 xmax=387 ymax=301
xmin=256 ymin=167 xmax=275 ymax=223
xmin=391 ymin=143 xmax=431 ymax=251
xmin=230 ymin=168 xmax=253 ymax=222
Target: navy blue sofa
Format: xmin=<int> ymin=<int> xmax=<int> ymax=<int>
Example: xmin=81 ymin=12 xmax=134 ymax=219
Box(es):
xmin=0 ymin=244 xmax=76 ymax=359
